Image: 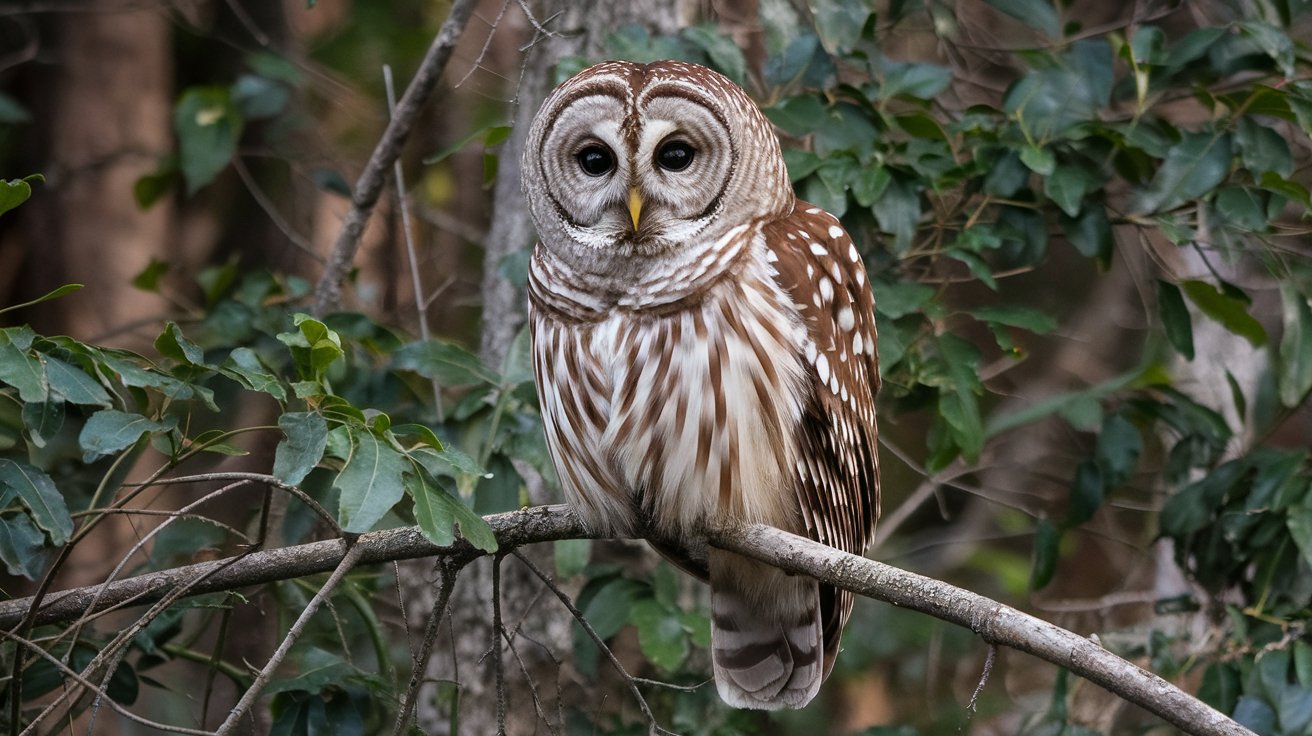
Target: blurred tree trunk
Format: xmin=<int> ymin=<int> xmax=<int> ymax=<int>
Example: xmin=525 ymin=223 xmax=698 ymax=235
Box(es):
xmin=402 ymin=2 xmax=683 ymax=733
xmin=7 ymin=8 xmax=173 ymax=348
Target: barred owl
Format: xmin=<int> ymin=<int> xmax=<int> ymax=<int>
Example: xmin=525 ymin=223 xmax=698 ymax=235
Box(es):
xmin=523 ymin=60 xmax=879 ymax=710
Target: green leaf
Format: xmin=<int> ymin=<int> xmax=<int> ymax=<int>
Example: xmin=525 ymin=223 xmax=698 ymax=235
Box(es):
xmin=0 ymin=338 xmax=48 ymax=403
xmin=871 ymin=176 xmax=920 ymax=255
xmin=1161 ymin=458 xmax=1249 ymax=537
xmin=1214 ymin=186 xmax=1268 ymax=231
xmin=1046 ymin=163 xmax=1099 ymax=217
xmin=409 ymin=468 xmax=455 ymax=547
xmin=1167 ymin=27 xmax=1226 ymax=69
xmin=1181 ymin=279 xmax=1267 ymax=347
xmin=173 ymin=86 xmax=243 ymax=194
xmin=1066 ymin=461 xmax=1104 ymax=528
xmin=0 ymin=92 xmax=29 ymax=123
xmin=1095 ymin=413 xmax=1142 ymax=487
xmin=681 ymin=25 xmax=747 ymax=84
xmin=1030 ymin=519 xmax=1060 ymax=590
xmin=879 ymin=61 xmax=952 ymax=101
xmin=155 ymin=322 xmax=206 ymax=366
xmin=1019 ymin=145 xmax=1055 ymax=176
xmin=335 ymin=429 xmax=408 ymax=533
xmin=1134 ymin=131 xmax=1233 ymax=214
xmin=765 ymin=95 xmax=828 ymax=138
xmin=1061 ymin=208 xmax=1113 ymax=266
xmin=1237 ymin=20 xmax=1295 ymax=77
xmin=0 ymin=282 xmax=79 ymax=317
xmin=231 ymin=74 xmax=290 ymax=120
xmin=876 ymin=278 xmax=939 ymax=318
xmin=986 ymin=0 xmax=1059 ymax=37
xmin=273 ymin=412 xmax=328 ymax=485
xmin=390 ymin=423 xmax=444 ymax=452
xmin=1278 ymin=286 xmax=1312 ymax=407
xmin=632 ymin=598 xmax=688 ymax=672
xmin=937 ymin=333 xmax=984 ymax=461
xmin=554 ymin=538 xmax=591 ymax=578
xmin=0 ymin=512 xmax=50 ymax=579
xmin=413 ymin=444 xmax=487 ymax=480
xmin=1235 ymin=117 xmax=1293 ymax=178
xmin=1157 ymin=280 xmax=1195 ymax=360
xmin=988 ymin=368 xmax=1140 ymax=436
xmin=392 ymin=339 xmax=500 ymax=386
xmin=22 ymin=400 xmax=63 ymax=449
xmin=277 ymin=314 xmax=344 ymax=381
xmin=79 ymin=409 xmax=175 ymax=463
xmin=221 ymin=347 xmax=287 ymax=401
xmin=582 ymin=578 xmax=643 ymax=640
xmin=409 ymin=467 xmax=497 ymax=552
xmin=967 ymin=305 xmax=1057 ymax=334
xmin=42 ymin=355 xmax=109 ymax=408
xmin=652 ymin=564 xmax=680 ymax=608
xmin=1200 ymin=663 xmax=1241 ymax=715
xmin=0 ymin=174 xmax=43 ymax=218
xmin=132 ymin=258 xmax=170 ymax=292
xmin=0 ymin=459 xmax=72 ymax=545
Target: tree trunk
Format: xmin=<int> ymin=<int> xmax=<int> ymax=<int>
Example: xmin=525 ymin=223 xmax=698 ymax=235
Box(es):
xmin=406 ymin=2 xmax=683 ymax=733
xmin=9 ymin=8 xmax=173 ymax=348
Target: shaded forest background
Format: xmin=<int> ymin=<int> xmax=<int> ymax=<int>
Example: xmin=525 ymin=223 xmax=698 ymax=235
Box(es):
xmin=0 ymin=0 xmax=1311 ymax=734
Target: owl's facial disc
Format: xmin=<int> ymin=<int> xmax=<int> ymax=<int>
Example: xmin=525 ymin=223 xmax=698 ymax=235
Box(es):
xmin=537 ymin=86 xmax=734 ymax=253
xmin=627 ymin=92 xmax=734 ymax=243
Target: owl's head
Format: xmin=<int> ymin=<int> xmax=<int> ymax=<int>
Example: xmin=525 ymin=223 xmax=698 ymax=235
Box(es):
xmin=523 ymin=60 xmax=794 ymax=263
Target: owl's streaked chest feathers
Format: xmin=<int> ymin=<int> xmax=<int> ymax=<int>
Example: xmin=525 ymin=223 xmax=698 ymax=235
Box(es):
xmin=530 ymin=231 xmax=810 ymax=539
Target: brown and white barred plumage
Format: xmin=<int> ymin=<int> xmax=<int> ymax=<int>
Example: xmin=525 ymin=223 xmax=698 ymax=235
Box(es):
xmin=523 ymin=60 xmax=879 ymax=709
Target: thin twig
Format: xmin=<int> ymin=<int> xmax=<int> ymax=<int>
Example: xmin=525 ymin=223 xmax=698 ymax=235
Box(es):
xmin=511 ymin=549 xmax=674 ymax=736
xmin=215 ymin=541 xmax=367 ymax=735
xmin=1 ymin=629 xmax=213 ymax=736
xmin=492 ymin=554 xmax=507 ymax=735
xmin=392 ymin=555 xmax=467 ymax=735
xmin=498 ymin=624 xmax=556 ymax=733
xmin=384 ymin=63 xmax=444 ymax=419
xmin=311 ymin=0 xmax=480 ymax=315
xmin=966 ymin=644 xmax=996 ymax=715
xmin=145 ymin=472 xmax=340 ymax=533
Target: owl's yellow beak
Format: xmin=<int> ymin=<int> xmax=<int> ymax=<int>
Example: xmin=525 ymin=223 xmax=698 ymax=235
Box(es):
xmin=628 ymin=187 xmax=643 ymax=230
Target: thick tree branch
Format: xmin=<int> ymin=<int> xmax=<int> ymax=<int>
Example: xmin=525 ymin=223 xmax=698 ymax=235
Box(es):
xmin=0 ymin=505 xmax=587 ymax=630
xmin=310 ymin=0 xmax=479 ymax=316
xmin=0 ymin=505 xmax=1252 ymax=735
xmin=705 ymin=524 xmax=1254 ymax=736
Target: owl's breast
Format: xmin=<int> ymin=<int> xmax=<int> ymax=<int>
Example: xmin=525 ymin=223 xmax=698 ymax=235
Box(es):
xmin=598 ymin=242 xmax=812 ymax=539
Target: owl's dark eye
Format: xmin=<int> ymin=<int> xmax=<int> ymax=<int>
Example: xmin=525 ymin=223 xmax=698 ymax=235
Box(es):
xmin=576 ymin=145 xmax=615 ymax=176
xmin=655 ymin=140 xmax=695 ymax=172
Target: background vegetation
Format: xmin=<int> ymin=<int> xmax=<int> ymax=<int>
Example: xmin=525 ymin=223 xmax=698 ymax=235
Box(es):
xmin=0 ymin=0 xmax=1311 ymax=733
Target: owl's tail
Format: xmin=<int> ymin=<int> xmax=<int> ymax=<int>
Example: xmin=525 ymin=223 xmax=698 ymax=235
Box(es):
xmin=709 ymin=550 xmax=824 ymax=710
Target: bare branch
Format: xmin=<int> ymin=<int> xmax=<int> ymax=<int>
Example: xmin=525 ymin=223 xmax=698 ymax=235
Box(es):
xmin=215 ymin=541 xmax=367 ymax=735
xmin=311 ymin=0 xmax=480 ymax=316
xmin=1 ymin=505 xmax=1254 ymax=736
xmin=393 ymin=556 xmax=465 ymax=735
xmin=511 ymin=549 xmax=673 ymax=736
xmin=705 ymin=523 xmax=1254 ymax=736
xmin=0 ymin=505 xmax=585 ymax=630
